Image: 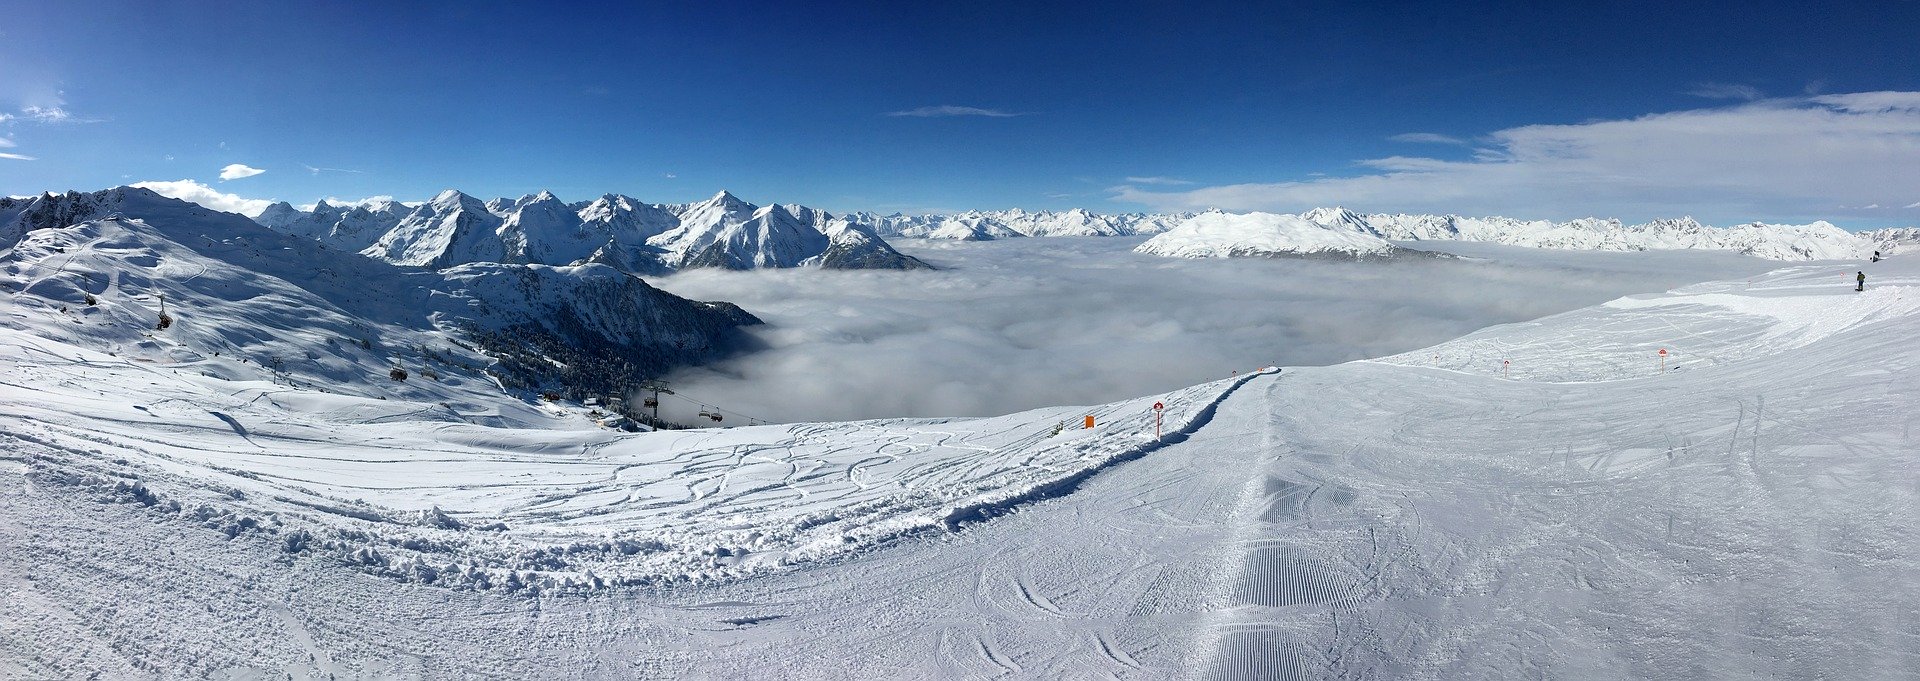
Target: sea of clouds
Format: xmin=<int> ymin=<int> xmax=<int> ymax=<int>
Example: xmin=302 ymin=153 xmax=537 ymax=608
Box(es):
xmin=649 ymin=237 xmax=1781 ymax=424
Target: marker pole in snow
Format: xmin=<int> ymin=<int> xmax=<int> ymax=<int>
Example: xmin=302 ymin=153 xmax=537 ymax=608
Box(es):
xmin=1502 ymin=359 xmax=1510 ymax=379
xmin=1658 ymin=348 xmax=1668 ymax=373
xmin=1153 ymin=401 xmax=1164 ymax=438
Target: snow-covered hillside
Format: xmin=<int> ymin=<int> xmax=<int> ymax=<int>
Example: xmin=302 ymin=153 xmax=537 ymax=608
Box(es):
xmin=0 ymin=188 xmax=759 ymax=411
xmin=4 ymin=234 xmax=1916 ymax=675
xmin=1136 ymin=209 xmax=1404 ymax=259
xmin=260 ymin=189 xmax=930 ymax=273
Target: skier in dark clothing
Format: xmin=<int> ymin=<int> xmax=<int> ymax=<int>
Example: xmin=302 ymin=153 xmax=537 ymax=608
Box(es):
xmin=1872 ymin=250 xmax=1882 ymax=262
xmin=1857 ymin=271 xmax=1866 ymax=291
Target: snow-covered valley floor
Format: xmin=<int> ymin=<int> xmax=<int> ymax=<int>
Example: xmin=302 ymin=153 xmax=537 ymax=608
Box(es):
xmin=4 ymin=256 xmax=1918 ymax=678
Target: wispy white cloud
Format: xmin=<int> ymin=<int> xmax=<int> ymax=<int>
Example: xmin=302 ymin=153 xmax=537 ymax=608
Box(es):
xmin=219 ymin=163 xmax=266 ymax=181
xmin=0 ymin=136 xmax=13 ymax=148
xmin=0 ymin=152 xmax=36 ymax=161
xmin=1906 ymin=201 xmax=1920 ymax=209
xmin=300 ymin=163 xmax=363 ymax=175
xmin=131 ymin=179 xmax=277 ymax=216
xmin=1686 ymin=82 xmax=1763 ymax=101
xmin=1112 ymin=91 xmax=1920 ymax=223
xmin=1 ymin=105 xmax=105 ymax=124
xmin=664 ymin=172 xmax=678 ymax=179
xmin=1123 ymin=176 xmax=1194 ymax=186
xmin=885 ymin=105 xmax=1026 ymax=118
xmin=1388 ymin=132 xmax=1468 ymax=145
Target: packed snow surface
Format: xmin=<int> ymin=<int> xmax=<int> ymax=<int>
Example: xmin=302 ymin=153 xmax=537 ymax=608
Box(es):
xmin=4 ymin=250 xmax=1918 ymax=676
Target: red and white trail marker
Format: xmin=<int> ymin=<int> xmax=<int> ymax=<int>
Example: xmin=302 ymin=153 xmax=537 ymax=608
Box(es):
xmin=1658 ymin=348 xmax=1668 ymax=372
xmin=1153 ymin=401 xmax=1164 ymax=438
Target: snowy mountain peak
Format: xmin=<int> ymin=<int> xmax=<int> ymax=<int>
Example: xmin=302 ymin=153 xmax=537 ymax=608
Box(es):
xmin=429 ymin=189 xmax=484 ymax=211
xmin=709 ymin=190 xmax=752 ymax=208
xmin=1302 ymin=206 xmax=1364 ymax=224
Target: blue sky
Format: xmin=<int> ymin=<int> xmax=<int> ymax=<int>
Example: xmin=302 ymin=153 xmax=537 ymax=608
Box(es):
xmin=3 ymin=1 xmax=1919 ymax=226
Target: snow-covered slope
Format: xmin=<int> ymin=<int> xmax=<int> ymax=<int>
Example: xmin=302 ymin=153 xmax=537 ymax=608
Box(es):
xmin=6 ymin=248 xmax=1919 ymax=676
xmin=1 ymin=187 xmax=758 ymax=410
xmin=1136 ymin=209 xmax=1403 ymax=259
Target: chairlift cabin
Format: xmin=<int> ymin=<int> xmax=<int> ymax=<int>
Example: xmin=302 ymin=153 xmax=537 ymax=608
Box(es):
xmin=643 ymin=397 xmax=659 ymax=408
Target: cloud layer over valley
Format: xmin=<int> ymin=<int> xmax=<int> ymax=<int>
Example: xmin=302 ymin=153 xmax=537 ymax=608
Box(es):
xmin=650 ymin=238 xmax=1783 ymax=423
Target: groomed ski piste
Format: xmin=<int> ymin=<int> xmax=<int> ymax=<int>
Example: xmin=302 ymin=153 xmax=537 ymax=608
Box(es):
xmin=3 ymin=256 xmax=1918 ymax=677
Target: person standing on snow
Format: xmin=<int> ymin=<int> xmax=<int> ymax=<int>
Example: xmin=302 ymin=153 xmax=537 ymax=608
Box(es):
xmin=1857 ymin=271 xmax=1867 ymax=291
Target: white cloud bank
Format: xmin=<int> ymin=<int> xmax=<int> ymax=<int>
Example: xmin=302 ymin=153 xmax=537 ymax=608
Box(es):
xmin=0 ymin=152 xmax=34 ymax=161
xmin=1113 ymin=91 xmax=1920 ymax=224
xmin=131 ymin=179 xmax=277 ymax=216
xmin=650 ymin=238 xmax=1778 ymax=424
xmin=219 ymin=163 xmax=266 ymax=181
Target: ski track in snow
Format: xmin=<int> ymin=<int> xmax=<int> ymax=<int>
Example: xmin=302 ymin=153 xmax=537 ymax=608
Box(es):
xmin=4 ymin=256 xmax=1920 ymax=676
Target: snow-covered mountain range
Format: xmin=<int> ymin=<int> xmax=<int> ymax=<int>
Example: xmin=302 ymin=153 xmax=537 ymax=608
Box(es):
xmin=1138 ymin=206 xmax=1920 ymax=261
xmin=837 ymin=207 xmax=1193 ymax=240
xmin=1 ymin=188 xmax=760 ymax=411
xmin=237 ymin=186 xmax=1920 ymax=262
xmin=256 ymin=190 xmax=932 ymax=274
